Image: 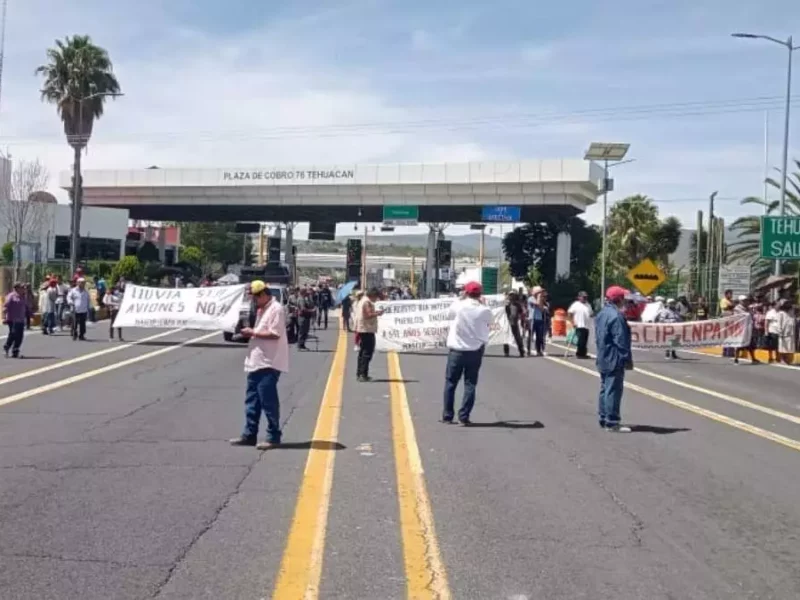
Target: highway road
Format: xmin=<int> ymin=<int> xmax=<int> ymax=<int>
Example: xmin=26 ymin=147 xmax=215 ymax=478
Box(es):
xmin=1 ymin=320 xmax=799 ymax=599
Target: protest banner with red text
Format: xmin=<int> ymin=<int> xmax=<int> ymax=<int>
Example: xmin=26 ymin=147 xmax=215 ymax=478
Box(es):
xmin=375 ymin=295 xmax=511 ymax=352
xmin=629 ymin=313 xmax=752 ymax=349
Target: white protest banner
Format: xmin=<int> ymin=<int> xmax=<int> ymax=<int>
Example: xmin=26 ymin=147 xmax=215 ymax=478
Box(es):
xmin=375 ymin=295 xmax=511 ymax=352
xmin=113 ymin=284 xmax=246 ymax=331
xmin=629 ymin=313 xmax=752 ymax=349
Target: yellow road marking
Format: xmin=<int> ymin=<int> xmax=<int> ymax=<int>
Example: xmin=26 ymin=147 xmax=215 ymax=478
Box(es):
xmin=272 ymin=325 xmax=347 ymax=599
xmin=544 ymin=354 xmax=800 ymax=453
xmin=388 ymin=351 xmax=451 ymax=600
xmin=0 ymin=329 xmax=183 ymax=387
xmin=551 ymin=342 xmax=800 ymax=426
xmin=0 ymin=331 xmax=219 ymax=408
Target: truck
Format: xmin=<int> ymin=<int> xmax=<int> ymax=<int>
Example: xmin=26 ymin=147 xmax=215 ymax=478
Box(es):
xmin=222 ymin=264 xmax=292 ymax=343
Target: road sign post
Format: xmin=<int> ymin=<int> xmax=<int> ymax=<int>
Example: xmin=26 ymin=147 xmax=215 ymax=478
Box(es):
xmin=382 ymin=205 xmax=419 ymax=226
xmin=626 ymin=258 xmax=666 ymax=296
xmin=760 ymin=216 xmax=800 ymax=259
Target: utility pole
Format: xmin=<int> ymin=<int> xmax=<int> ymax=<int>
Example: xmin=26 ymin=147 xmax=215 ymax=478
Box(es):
xmin=696 ymin=210 xmax=703 ymax=296
xmin=705 ymin=192 xmax=717 ymax=299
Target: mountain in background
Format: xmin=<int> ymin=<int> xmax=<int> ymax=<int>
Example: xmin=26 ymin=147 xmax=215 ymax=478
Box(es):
xmin=312 ymin=227 xmax=749 ymax=266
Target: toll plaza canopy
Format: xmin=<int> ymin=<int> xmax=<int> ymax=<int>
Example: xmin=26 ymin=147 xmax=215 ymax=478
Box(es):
xmin=60 ymin=159 xmax=604 ymax=223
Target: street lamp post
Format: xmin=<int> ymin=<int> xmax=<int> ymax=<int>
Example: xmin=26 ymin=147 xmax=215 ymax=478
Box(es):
xmin=583 ymin=143 xmax=633 ymax=298
xmin=733 ymin=32 xmax=799 ymax=276
xmin=67 ymin=91 xmax=123 ymax=275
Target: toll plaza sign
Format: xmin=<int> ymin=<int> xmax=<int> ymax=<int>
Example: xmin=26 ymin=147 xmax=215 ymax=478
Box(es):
xmin=626 ymin=258 xmax=666 ymax=296
xmin=221 ymin=169 xmax=356 ymax=184
xmin=760 ymin=216 xmax=800 ymax=259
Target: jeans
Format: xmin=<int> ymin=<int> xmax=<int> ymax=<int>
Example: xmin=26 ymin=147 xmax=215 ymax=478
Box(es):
xmin=357 ymin=332 xmax=376 ymax=378
xmin=4 ymin=322 xmax=25 ymax=356
xmin=243 ymin=368 xmax=282 ymax=443
xmin=72 ymin=312 xmax=87 ymax=340
xmin=298 ymin=317 xmax=311 ymax=348
xmin=528 ymin=320 xmax=546 ymax=355
xmin=443 ymin=348 xmax=484 ymax=422
xmin=108 ymin=309 xmax=122 ymax=339
xmin=42 ymin=311 xmax=56 ymax=334
xmin=598 ymin=368 xmax=625 ymax=427
xmin=575 ymin=328 xmax=589 ymax=358
xmin=503 ymin=323 xmax=525 ymax=357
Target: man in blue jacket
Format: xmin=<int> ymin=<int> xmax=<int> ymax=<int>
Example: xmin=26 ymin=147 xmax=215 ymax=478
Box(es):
xmin=594 ymin=286 xmax=634 ymax=433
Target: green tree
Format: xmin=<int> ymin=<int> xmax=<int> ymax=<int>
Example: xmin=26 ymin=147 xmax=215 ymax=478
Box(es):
xmin=178 ymin=222 xmax=252 ymax=271
xmin=36 ymin=35 xmax=121 ymax=272
xmin=111 ymin=256 xmax=143 ymax=285
xmin=728 ymin=159 xmax=800 ymax=285
xmin=502 ymin=217 xmax=601 ymax=296
xmin=607 ymin=195 xmax=682 ymax=272
xmin=1 ymin=242 xmax=13 ymax=264
xmin=180 ymin=245 xmax=204 ymax=267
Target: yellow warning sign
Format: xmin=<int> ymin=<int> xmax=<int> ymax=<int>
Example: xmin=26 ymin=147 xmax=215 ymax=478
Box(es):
xmin=626 ymin=258 xmax=666 ymax=296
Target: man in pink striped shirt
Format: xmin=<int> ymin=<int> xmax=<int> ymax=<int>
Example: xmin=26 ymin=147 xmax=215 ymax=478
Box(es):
xmin=230 ymin=280 xmax=289 ymax=450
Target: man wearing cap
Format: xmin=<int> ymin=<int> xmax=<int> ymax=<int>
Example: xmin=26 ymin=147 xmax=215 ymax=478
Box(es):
xmin=355 ymin=287 xmax=384 ymax=382
xmin=3 ymin=282 xmax=28 ymax=358
xmin=655 ymin=298 xmax=682 ymax=360
xmin=67 ymin=278 xmax=91 ymax=341
xmin=442 ymin=281 xmax=492 ymax=425
xmin=594 ymin=286 xmax=633 ymax=433
xmin=567 ymin=291 xmax=593 ymax=359
xmin=230 ymin=280 xmax=289 ymax=450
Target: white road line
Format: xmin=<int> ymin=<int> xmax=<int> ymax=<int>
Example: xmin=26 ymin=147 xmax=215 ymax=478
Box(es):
xmin=0 ymin=329 xmax=183 ymax=387
xmin=549 ymin=342 xmax=800 ymax=426
xmin=0 ymin=331 xmax=219 ymax=408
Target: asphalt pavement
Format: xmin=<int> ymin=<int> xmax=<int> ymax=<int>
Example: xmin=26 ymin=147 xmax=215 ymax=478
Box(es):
xmin=0 ymin=321 xmax=798 ymax=599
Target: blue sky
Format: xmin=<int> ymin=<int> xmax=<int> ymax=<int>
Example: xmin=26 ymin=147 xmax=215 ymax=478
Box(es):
xmin=2 ymin=0 xmax=799 ymax=238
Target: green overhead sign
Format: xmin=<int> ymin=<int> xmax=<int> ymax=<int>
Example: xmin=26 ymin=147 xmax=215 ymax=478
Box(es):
xmin=382 ymin=205 xmax=419 ymax=225
xmin=760 ymin=216 xmax=800 ymax=259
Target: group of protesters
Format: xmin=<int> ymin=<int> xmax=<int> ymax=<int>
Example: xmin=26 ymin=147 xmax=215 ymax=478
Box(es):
xmin=2 ymin=268 xmax=129 ymax=359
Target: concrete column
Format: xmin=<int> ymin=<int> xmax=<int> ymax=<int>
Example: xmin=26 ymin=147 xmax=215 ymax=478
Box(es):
xmin=555 ymin=231 xmax=572 ymax=279
xmin=158 ymin=226 xmax=167 ymax=262
xmin=425 ymin=226 xmax=437 ymax=298
xmin=284 ymin=224 xmax=294 ymax=284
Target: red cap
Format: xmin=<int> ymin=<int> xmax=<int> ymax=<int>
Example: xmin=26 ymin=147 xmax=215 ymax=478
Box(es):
xmin=605 ymin=285 xmax=628 ymax=301
xmin=464 ymin=281 xmax=483 ymax=296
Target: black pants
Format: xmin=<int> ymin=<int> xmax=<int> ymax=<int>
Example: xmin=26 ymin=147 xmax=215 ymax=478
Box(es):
xmin=503 ymin=323 xmax=525 ymax=357
xmin=4 ymin=322 xmax=24 ymax=356
xmin=108 ymin=310 xmax=122 ymax=339
xmin=72 ymin=312 xmax=87 ymax=340
xmin=575 ymin=327 xmax=590 ymax=358
xmin=298 ymin=317 xmax=311 ymax=348
xmin=317 ymin=306 xmax=329 ymax=329
xmin=357 ymin=332 xmax=376 ymax=379
xmin=342 ymin=311 xmax=351 ymax=332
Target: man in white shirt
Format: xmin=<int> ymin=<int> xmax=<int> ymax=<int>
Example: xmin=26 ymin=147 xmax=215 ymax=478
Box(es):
xmin=567 ymin=291 xmax=593 ymax=359
xmin=67 ymin=278 xmax=91 ymax=341
xmin=230 ymin=280 xmax=289 ymax=450
xmin=442 ymin=281 xmax=492 ymax=425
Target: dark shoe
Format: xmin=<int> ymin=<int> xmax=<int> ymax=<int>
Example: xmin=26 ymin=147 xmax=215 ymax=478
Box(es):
xmin=458 ymin=419 xmax=472 ymax=427
xmin=440 ymin=418 xmax=455 ymax=424
xmin=605 ymin=424 xmax=632 ymax=433
xmin=256 ymin=441 xmax=280 ymax=450
xmin=229 ymin=435 xmax=257 ymax=446
xmin=357 ymin=375 xmax=372 ymax=383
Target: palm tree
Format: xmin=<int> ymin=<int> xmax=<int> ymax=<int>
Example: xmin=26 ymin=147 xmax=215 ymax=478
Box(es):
xmin=35 ymin=35 xmax=121 ymax=272
xmin=606 ymin=194 xmax=660 ymax=268
xmin=728 ymin=159 xmax=800 ymax=284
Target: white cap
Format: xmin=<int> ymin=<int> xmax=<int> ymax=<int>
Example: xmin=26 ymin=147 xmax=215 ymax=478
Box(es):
xmin=655 ymin=296 xmax=665 ymax=302
xmin=77 ymin=277 xmax=86 ymax=283
xmin=738 ymin=295 xmax=747 ymax=301
xmin=666 ymin=298 xmax=675 ymax=304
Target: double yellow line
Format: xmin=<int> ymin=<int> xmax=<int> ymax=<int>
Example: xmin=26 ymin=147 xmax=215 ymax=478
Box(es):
xmin=272 ymin=332 xmax=450 ymax=599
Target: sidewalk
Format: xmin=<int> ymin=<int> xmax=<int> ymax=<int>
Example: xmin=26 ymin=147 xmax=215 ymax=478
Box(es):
xmin=695 ymin=346 xmax=799 ymax=365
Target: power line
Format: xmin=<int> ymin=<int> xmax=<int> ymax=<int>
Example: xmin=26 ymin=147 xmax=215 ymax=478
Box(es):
xmin=3 ymin=94 xmax=800 ymax=146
